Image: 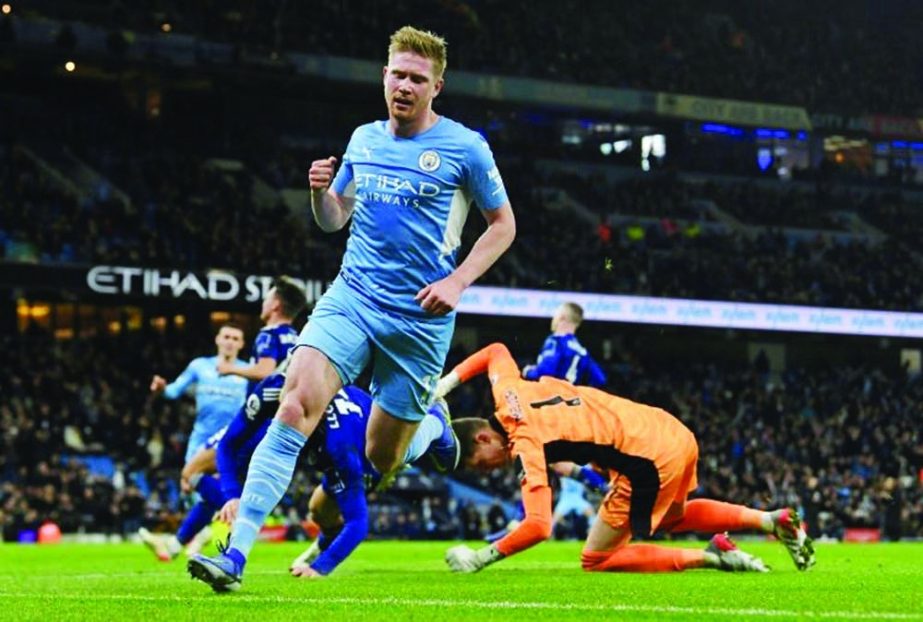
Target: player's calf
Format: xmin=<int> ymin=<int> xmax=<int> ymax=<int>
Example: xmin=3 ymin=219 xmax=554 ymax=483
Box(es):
xmin=580 ymin=544 xmax=707 ymax=573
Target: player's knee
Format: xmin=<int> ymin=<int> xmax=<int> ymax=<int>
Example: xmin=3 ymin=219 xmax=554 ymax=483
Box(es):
xmin=366 ymin=442 xmax=401 ymax=475
xmin=275 ymin=385 xmax=326 ymax=429
xmin=274 ymin=395 xmax=306 ymax=428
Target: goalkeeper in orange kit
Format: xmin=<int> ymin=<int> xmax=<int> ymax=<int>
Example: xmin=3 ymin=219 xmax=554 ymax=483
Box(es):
xmin=436 ymin=343 xmax=816 ymax=574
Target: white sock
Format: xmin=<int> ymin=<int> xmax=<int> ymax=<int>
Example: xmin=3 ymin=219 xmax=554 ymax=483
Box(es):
xmin=402 ymin=414 xmax=443 ymax=464
xmin=166 ymin=535 xmax=183 ymax=556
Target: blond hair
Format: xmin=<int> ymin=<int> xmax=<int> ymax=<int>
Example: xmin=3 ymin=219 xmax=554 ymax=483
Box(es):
xmin=562 ymin=302 xmax=584 ymax=326
xmin=388 ymin=26 xmax=447 ymax=78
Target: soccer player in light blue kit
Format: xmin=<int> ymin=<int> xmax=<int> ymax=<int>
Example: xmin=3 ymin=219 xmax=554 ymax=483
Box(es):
xmin=186 ymin=378 xmax=458 ymax=590
xmin=150 ymin=324 xmax=249 ymax=464
xmin=194 ymin=25 xmax=515 ymax=585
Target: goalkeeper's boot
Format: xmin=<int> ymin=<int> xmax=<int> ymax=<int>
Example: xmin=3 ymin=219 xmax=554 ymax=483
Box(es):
xmin=415 ymin=398 xmax=461 ymax=473
xmin=290 ymin=539 xmax=322 ymax=571
xmin=187 ymin=540 xmax=244 ymax=592
xmin=706 ymin=533 xmax=769 ymax=572
xmin=770 ymin=508 xmax=816 ymax=570
xmin=138 ymin=527 xmax=179 ymax=562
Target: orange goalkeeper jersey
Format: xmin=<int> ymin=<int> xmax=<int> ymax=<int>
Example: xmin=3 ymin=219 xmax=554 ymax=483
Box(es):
xmin=452 ymin=342 xmax=696 ymax=557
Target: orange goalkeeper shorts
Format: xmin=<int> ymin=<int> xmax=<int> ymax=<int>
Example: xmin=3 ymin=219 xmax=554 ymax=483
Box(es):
xmin=597 ymin=427 xmax=698 ymax=537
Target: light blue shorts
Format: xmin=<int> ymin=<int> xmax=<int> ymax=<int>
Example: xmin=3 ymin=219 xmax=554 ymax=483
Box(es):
xmin=297 ymin=276 xmax=454 ymax=422
xmin=185 ymin=430 xmax=212 ymax=464
xmin=554 ymin=494 xmax=593 ymax=518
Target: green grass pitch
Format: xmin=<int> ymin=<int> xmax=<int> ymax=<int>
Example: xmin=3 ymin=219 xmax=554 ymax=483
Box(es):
xmin=0 ymin=540 xmax=920 ymax=621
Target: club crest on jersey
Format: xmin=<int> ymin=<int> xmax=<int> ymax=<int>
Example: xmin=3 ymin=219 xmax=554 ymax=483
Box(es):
xmin=245 ymin=393 xmax=261 ymax=420
xmin=503 ymin=389 xmax=524 ymax=420
xmin=418 ymin=150 xmax=441 ymax=172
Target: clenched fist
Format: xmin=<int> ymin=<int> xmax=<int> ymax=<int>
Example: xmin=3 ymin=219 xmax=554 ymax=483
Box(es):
xmin=308 ymin=156 xmax=338 ymax=193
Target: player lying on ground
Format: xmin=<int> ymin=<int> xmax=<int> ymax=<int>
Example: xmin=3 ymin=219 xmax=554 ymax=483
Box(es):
xmin=287 ymin=400 xmax=457 ymax=576
xmin=185 ymin=382 xmax=458 ymax=591
xmin=436 ymin=343 xmax=816 ymax=574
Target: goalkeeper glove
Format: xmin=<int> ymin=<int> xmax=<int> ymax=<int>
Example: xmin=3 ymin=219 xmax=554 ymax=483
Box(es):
xmin=435 ymin=371 xmax=460 ymax=399
xmin=445 ymin=543 xmax=504 ymax=573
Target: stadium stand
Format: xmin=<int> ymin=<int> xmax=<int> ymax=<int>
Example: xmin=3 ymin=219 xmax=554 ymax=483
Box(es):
xmin=22 ymin=0 xmax=923 ymax=115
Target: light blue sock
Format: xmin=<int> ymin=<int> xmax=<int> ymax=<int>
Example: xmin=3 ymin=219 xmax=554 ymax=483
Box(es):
xmin=228 ymin=421 xmax=306 ymax=560
xmin=401 ymin=413 xmax=443 ymax=464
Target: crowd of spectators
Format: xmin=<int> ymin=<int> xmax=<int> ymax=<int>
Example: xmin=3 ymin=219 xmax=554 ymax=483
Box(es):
xmin=24 ymin=0 xmax=923 ymax=116
xmin=0 ymin=144 xmax=345 ymax=278
xmin=469 ymin=166 xmax=923 ymax=311
xmin=5 ymin=137 xmax=923 ymax=312
xmin=3 ymin=330 xmax=918 ymax=543
xmin=0 ymin=329 xmax=211 ymax=540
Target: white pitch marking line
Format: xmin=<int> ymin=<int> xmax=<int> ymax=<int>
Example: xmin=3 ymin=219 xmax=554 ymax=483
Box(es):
xmin=0 ymin=570 xmax=291 ymax=580
xmin=0 ymin=592 xmax=918 ymax=620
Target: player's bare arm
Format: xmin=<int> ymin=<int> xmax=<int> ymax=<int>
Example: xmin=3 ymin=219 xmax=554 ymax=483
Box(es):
xmin=180 ymin=448 xmax=217 ymax=493
xmin=309 ymin=156 xmax=355 ymax=232
xmin=217 ymin=356 xmax=276 ymax=381
xmin=150 ymin=375 xmax=167 ymax=393
xmin=415 ymin=202 xmax=516 ymax=315
xmin=218 ymin=498 xmax=240 ymax=524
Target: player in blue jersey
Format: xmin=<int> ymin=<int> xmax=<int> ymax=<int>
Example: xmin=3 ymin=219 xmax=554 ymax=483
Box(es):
xmin=216 ymin=277 xmax=305 ymax=391
xmin=187 ymin=384 xmax=459 ymax=590
xmin=149 ymin=324 xmax=249 ymax=464
xmin=215 ymin=25 xmax=515 ymax=574
xmin=523 ymin=302 xmax=607 ymax=388
xmin=526 ymin=302 xmax=609 ymax=494
xmin=140 ymin=280 xmax=305 ymax=562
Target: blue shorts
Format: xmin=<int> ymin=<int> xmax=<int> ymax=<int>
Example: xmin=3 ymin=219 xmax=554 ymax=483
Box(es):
xmin=297 ymin=276 xmax=454 ymax=422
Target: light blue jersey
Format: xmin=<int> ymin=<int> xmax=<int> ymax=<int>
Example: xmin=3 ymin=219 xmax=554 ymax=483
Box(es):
xmin=163 ymin=355 xmax=249 ymax=461
xmin=332 ymin=117 xmax=508 ymax=316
